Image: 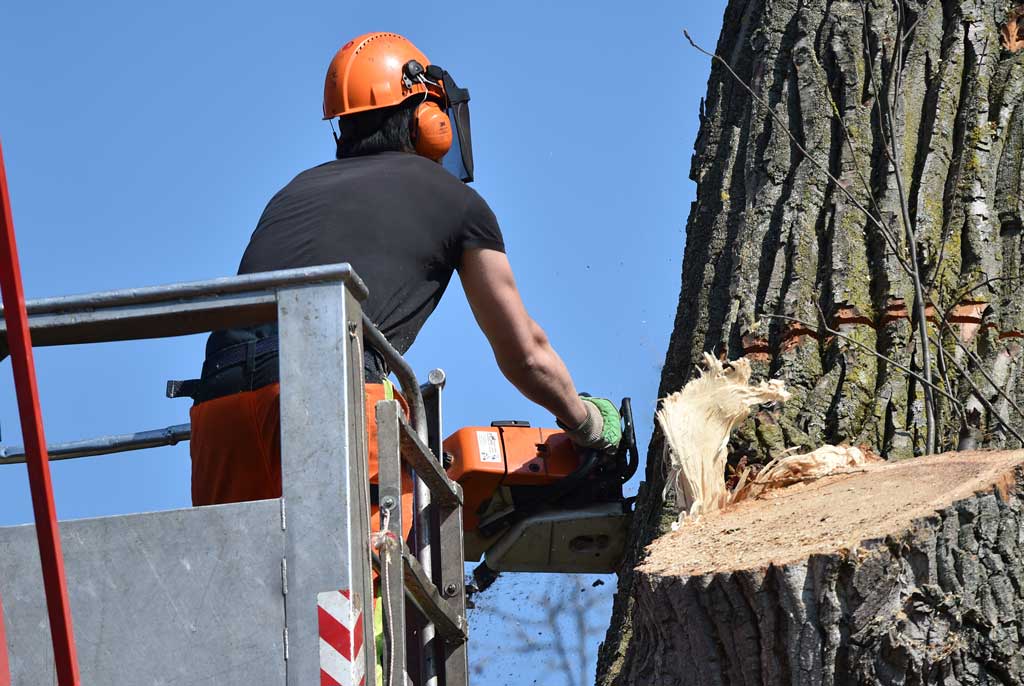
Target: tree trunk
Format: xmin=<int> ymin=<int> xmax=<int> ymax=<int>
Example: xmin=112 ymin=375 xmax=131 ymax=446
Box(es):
xmin=612 ymin=452 xmax=1024 ymax=685
xmin=599 ymin=0 xmax=1024 ymax=683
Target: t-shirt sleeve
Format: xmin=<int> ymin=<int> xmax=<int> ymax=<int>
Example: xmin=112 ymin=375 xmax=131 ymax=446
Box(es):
xmin=459 ymin=188 xmax=505 ymax=253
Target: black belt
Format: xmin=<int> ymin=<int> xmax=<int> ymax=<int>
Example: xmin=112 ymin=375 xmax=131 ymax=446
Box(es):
xmin=168 ymin=336 xmax=391 ymax=402
xmin=364 ymin=346 xmax=390 ymax=382
xmin=201 ymin=336 xmax=280 ymax=378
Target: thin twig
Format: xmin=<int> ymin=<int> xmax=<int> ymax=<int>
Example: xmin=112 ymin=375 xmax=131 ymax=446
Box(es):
xmin=806 ymin=47 xmax=911 ymax=272
xmin=931 ymin=333 xmax=969 ymax=425
xmin=940 ymin=277 xmax=1022 ymax=323
xmin=860 ymin=1 xmax=937 ymax=452
xmin=935 ymin=317 xmax=1024 ymax=425
xmin=932 ymin=334 xmax=1024 ymax=445
xmin=882 ymin=2 xmax=937 ymax=452
xmin=764 ymin=313 xmax=963 ymax=409
xmin=862 ymin=4 xmax=898 ymax=168
xmin=683 ymin=30 xmax=902 ymax=243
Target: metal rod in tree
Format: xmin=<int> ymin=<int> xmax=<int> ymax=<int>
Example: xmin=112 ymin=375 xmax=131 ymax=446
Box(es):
xmin=0 ymin=139 xmax=80 ymax=685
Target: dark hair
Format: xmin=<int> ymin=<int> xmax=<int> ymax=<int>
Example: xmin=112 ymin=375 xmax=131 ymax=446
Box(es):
xmin=335 ymin=102 xmax=416 ymax=159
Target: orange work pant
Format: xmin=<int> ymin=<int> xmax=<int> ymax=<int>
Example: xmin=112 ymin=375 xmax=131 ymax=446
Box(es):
xmin=189 ymin=382 xmax=415 ymax=541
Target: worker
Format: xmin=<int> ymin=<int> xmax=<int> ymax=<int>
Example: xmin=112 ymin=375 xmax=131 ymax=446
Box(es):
xmin=189 ymin=29 xmax=620 ymax=522
xmin=185 ymin=31 xmax=621 ymax=668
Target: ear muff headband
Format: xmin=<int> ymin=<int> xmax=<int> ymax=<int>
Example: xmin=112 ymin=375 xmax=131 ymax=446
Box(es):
xmin=413 ymin=100 xmax=453 ymax=161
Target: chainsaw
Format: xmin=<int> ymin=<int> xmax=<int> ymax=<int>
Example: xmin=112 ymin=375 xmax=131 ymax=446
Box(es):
xmin=443 ymin=398 xmax=637 ymax=585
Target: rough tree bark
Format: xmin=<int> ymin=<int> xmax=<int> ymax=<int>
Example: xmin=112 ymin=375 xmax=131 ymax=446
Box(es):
xmin=621 ymin=452 xmax=1024 ymax=684
xmin=598 ymin=0 xmax=1024 ymax=683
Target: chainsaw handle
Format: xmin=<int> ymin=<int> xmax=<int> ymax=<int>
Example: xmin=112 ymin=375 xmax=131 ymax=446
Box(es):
xmin=618 ymin=397 xmax=639 ymax=483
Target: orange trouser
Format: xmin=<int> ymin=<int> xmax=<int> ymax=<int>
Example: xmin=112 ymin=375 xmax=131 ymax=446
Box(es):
xmin=189 ymin=382 xmax=415 ymax=541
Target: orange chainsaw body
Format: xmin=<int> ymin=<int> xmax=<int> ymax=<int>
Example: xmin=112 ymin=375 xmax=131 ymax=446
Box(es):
xmin=442 ymin=400 xmax=636 ymax=573
xmin=443 ymin=423 xmax=581 ymax=531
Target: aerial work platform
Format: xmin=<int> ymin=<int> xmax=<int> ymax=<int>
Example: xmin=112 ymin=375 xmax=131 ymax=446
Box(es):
xmin=0 ymin=264 xmax=468 ymax=686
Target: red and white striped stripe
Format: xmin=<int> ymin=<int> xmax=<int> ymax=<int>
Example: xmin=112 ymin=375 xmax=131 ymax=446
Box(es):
xmin=318 ymin=589 xmax=366 ymax=686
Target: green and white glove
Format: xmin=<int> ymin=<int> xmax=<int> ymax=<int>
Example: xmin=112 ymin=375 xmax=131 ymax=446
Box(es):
xmin=558 ymin=396 xmax=622 ymax=452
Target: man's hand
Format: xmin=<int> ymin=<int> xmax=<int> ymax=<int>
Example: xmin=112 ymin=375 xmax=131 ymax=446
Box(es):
xmin=558 ymin=396 xmax=622 ymax=452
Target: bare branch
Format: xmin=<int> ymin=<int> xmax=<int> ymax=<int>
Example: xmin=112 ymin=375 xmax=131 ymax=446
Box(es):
xmin=930 ymin=332 xmax=1024 ymax=446
xmin=935 ymin=317 xmax=1024 ymax=429
xmin=682 ymin=30 xmax=901 ymax=242
xmin=764 ymin=313 xmax=964 ymax=411
xmin=805 ymin=46 xmax=912 ymax=271
xmin=930 ymin=340 xmax=969 ymax=425
xmin=858 ymin=1 xmax=938 ymax=452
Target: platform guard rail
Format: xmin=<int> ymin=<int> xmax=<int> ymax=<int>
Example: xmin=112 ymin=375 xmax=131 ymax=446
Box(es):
xmin=0 ymin=264 xmax=468 ymax=686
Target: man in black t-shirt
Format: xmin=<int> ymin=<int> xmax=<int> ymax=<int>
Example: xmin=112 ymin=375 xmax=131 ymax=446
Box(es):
xmin=189 ymin=32 xmax=621 ymax=521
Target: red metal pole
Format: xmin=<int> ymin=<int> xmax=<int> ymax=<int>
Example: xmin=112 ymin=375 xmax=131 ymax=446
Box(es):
xmin=0 ymin=593 xmax=10 ymax=686
xmin=0 ymin=139 xmax=80 ymax=684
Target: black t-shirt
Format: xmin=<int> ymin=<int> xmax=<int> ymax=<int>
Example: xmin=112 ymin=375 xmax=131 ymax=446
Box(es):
xmin=203 ymin=151 xmax=504 ymax=379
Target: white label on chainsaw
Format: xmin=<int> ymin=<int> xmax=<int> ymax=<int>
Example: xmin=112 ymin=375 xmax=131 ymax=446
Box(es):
xmin=477 ymin=431 xmax=502 ymax=463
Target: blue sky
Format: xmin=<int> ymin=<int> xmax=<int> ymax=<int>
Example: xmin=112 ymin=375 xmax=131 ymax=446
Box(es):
xmin=0 ymin=1 xmax=725 ymax=682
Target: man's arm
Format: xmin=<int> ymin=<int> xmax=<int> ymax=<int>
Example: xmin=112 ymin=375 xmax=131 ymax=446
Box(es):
xmin=458 ymin=248 xmax=588 ymax=428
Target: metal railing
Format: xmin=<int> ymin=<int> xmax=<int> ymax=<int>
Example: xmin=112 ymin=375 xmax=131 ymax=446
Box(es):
xmin=0 ymin=264 xmax=468 ymax=686
xmin=375 ymin=369 xmax=469 ymax=686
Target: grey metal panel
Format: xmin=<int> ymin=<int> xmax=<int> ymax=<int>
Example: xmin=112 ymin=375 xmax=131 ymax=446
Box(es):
xmin=8 ymin=293 xmax=278 ymax=350
xmin=0 ymin=500 xmax=285 ymax=685
xmin=438 ymin=500 xmax=469 ymax=686
xmin=0 ymin=269 xmax=475 ymax=685
xmin=277 ymin=284 xmax=376 ymax=685
xmin=342 ymin=289 xmax=378 ymax=684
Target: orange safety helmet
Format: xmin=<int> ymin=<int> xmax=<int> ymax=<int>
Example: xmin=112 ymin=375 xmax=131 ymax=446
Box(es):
xmin=323 ymin=32 xmax=452 ymax=162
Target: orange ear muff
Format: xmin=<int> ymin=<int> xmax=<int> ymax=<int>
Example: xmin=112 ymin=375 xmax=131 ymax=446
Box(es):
xmin=413 ymin=101 xmax=453 ymax=161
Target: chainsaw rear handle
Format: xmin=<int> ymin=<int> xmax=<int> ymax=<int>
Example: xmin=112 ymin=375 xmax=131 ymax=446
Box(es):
xmin=617 ymin=397 xmax=639 ymax=484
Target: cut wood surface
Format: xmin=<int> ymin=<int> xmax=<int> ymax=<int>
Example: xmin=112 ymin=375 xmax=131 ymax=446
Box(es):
xmin=645 ymin=451 xmax=1020 ymax=576
xmin=615 ymin=451 xmax=1024 ymax=685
